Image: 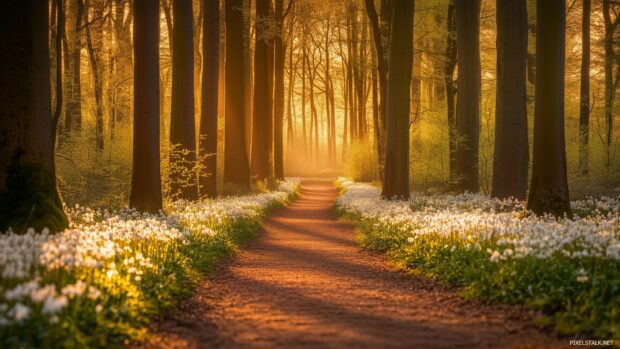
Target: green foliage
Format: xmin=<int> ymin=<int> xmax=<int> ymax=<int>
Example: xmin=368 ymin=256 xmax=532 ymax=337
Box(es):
xmin=0 ymin=190 xmax=295 ymax=349
xmin=343 ymin=138 xmax=380 ymax=182
xmin=341 ymin=209 xmax=620 ymax=339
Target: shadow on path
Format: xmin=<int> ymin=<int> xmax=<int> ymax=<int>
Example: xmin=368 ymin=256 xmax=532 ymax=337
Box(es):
xmin=140 ymin=180 xmax=564 ymax=349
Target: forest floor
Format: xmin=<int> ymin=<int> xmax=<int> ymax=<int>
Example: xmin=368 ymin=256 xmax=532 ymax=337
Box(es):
xmin=138 ymin=180 xmax=566 ymax=349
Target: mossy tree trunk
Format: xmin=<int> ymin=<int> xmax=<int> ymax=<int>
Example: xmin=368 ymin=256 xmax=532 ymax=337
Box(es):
xmin=0 ymin=2 xmax=68 ymax=233
xmin=526 ymin=0 xmax=572 ymax=218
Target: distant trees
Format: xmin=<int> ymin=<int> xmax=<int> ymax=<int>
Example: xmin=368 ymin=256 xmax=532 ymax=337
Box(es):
xmin=526 ymin=0 xmax=572 ymax=217
xmin=0 ymin=2 xmax=68 ymax=232
xmin=251 ymin=0 xmax=274 ymax=181
xmin=491 ymin=0 xmax=529 ymax=200
xmin=130 ymin=0 xmax=162 ymax=213
xmin=364 ymin=0 xmax=390 ymax=179
xmin=454 ymin=0 xmax=481 ymax=193
xmin=170 ymin=0 xmax=198 ymax=200
xmin=224 ymin=0 xmax=251 ymax=189
xmin=381 ymin=0 xmax=414 ymax=200
xmin=579 ymin=0 xmax=591 ymax=176
xmin=199 ymin=0 xmax=220 ymax=199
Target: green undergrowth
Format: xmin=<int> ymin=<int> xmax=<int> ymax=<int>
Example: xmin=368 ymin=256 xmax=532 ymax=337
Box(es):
xmin=338 ymin=208 xmax=620 ymax=341
xmin=0 ymin=189 xmax=297 ymax=349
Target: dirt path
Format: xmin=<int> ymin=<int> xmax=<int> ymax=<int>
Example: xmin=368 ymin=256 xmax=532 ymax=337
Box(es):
xmin=141 ymin=180 xmax=565 ymax=349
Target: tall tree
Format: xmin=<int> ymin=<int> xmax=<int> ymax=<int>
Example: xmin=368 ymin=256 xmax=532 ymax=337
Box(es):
xmin=381 ymin=0 xmax=414 ymax=200
xmin=251 ymin=0 xmax=273 ymax=181
xmin=0 ymin=2 xmax=68 ymax=232
xmin=526 ymin=0 xmax=571 ymax=217
xmin=130 ymin=0 xmax=163 ymax=213
xmin=199 ymin=0 xmax=220 ymax=198
xmin=273 ymin=0 xmax=293 ymax=179
xmin=603 ymin=0 xmax=619 ymax=166
xmin=364 ymin=0 xmax=390 ymax=178
xmin=454 ymin=0 xmax=481 ymax=193
xmin=224 ymin=0 xmax=251 ymax=188
xmin=443 ymin=0 xmax=457 ymax=180
xmin=491 ymin=0 xmax=529 ymax=200
xmin=82 ymin=0 xmax=105 ymax=151
xmin=170 ymin=0 xmax=198 ymax=200
xmin=579 ymin=0 xmax=591 ymax=175
xmin=63 ymin=0 xmax=83 ymax=136
xmin=112 ymin=0 xmax=133 ymax=124
xmin=243 ymin=0 xmax=253 ymax=161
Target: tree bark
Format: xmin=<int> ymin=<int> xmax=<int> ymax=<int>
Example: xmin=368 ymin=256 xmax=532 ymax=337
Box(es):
xmin=224 ymin=0 xmax=251 ymax=188
xmin=251 ymin=0 xmax=273 ymax=181
xmin=381 ymin=0 xmax=414 ymax=200
xmin=444 ymin=0 xmax=457 ymax=181
xmin=0 ymin=1 xmax=68 ymax=233
xmin=130 ymin=0 xmax=162 ymax=213
xmin=364 ymin=0 xmax=389 ymax=178
xmin=273 ymin=0 xmax=286 ymax=179
xmin=491 ymin=0 xmax=529 ymax=200
xmin=454 ymin=0 xmax=481 ymax=193
xmin=170 ymin=0 xmax=198 ymax=200
xmin=526 ymin=0 xmax=571 ymax=218
xmin=65 ymin=0 xmax=83 ymax=134
xmin=579 ymin=0 xmax=590 ymax=176
xmin=243 ymin=0 xmax=253 ymax=161
xmin=112 ymin=0 xmax=133 ymax=125
xmin=603 ymin=0 xmax=617 ymax=166
xmin=82 ymin=0 xmax=104 ymax=151
xmin=200 ymin=0 xmax=220 ymax=198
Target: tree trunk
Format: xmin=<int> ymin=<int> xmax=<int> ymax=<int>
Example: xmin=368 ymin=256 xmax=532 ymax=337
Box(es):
xmin=243 ymin=0 xmax=253 ymax=161
xmin=200 ymin=0 xmax=219 ymax=198
xmin=579 ymin=0 xmax=590 ymax=176
xmin=454 ymin=0 xmax=480 ymax=193
xmin=526 ymin=0 xmax=571 ymax=218
xmin=491 ymin=0 xmax=529 ymax=200
xmin=301 ymin=43 xmax=308 ymax=160
xmin=0 ymin=2 xmax=68 ymax=233
xmin=444 ymin=0 xmax=457 ymax=181
xmin=364 ymin=0 xmax=389 ymax=178
xmin=603 ymin=0 xmax=617 ymax=166
xmin=53 ymin=0 xmax=65 ymax=148
xmin=170 ymin=0 xmax=198 ymax=200
xmin=273 ymin=0 xmax=286 ymax=179
xmin=224 ymin=0 xmax=251 ymax=188
xmin=381 ymin=0 xmax=414 ymax=200
xmin=83 ymin=0 xmax=104 ymax=151
xmin=65 ymin=0 xmax=83 ymax=134
xmin=113 ymin=0 xmax=133 ymax=125
xmin=130 ymin=0 xmax=163 ymax=213
xmin=251 ymin=0 xmax=273 ymax=181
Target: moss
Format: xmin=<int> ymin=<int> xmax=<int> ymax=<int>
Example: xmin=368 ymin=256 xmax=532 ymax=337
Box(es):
xmin=526 ymin=186 xmax=573 ymax=218
xmin=0 ymin=158 xmax=68 ymax=233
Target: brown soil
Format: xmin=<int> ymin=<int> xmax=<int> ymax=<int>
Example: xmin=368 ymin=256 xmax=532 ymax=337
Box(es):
xmin=139 ymin=180 xmax=566 ymax=349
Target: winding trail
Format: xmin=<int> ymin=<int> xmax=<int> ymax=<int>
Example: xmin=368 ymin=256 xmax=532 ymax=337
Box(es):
xmin=142 ymin=180 xmax=563 ymax=349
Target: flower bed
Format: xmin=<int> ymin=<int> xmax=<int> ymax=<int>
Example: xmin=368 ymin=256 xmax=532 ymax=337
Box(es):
xmin=0 ymin=179 xmax=300 ymax=348
xmin=336 ymin=178 xmax=620 ymax=339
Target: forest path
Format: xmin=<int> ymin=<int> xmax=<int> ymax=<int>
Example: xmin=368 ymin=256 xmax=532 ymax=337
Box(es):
xmin=141 ymin=180 xmax=563 ymax=349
